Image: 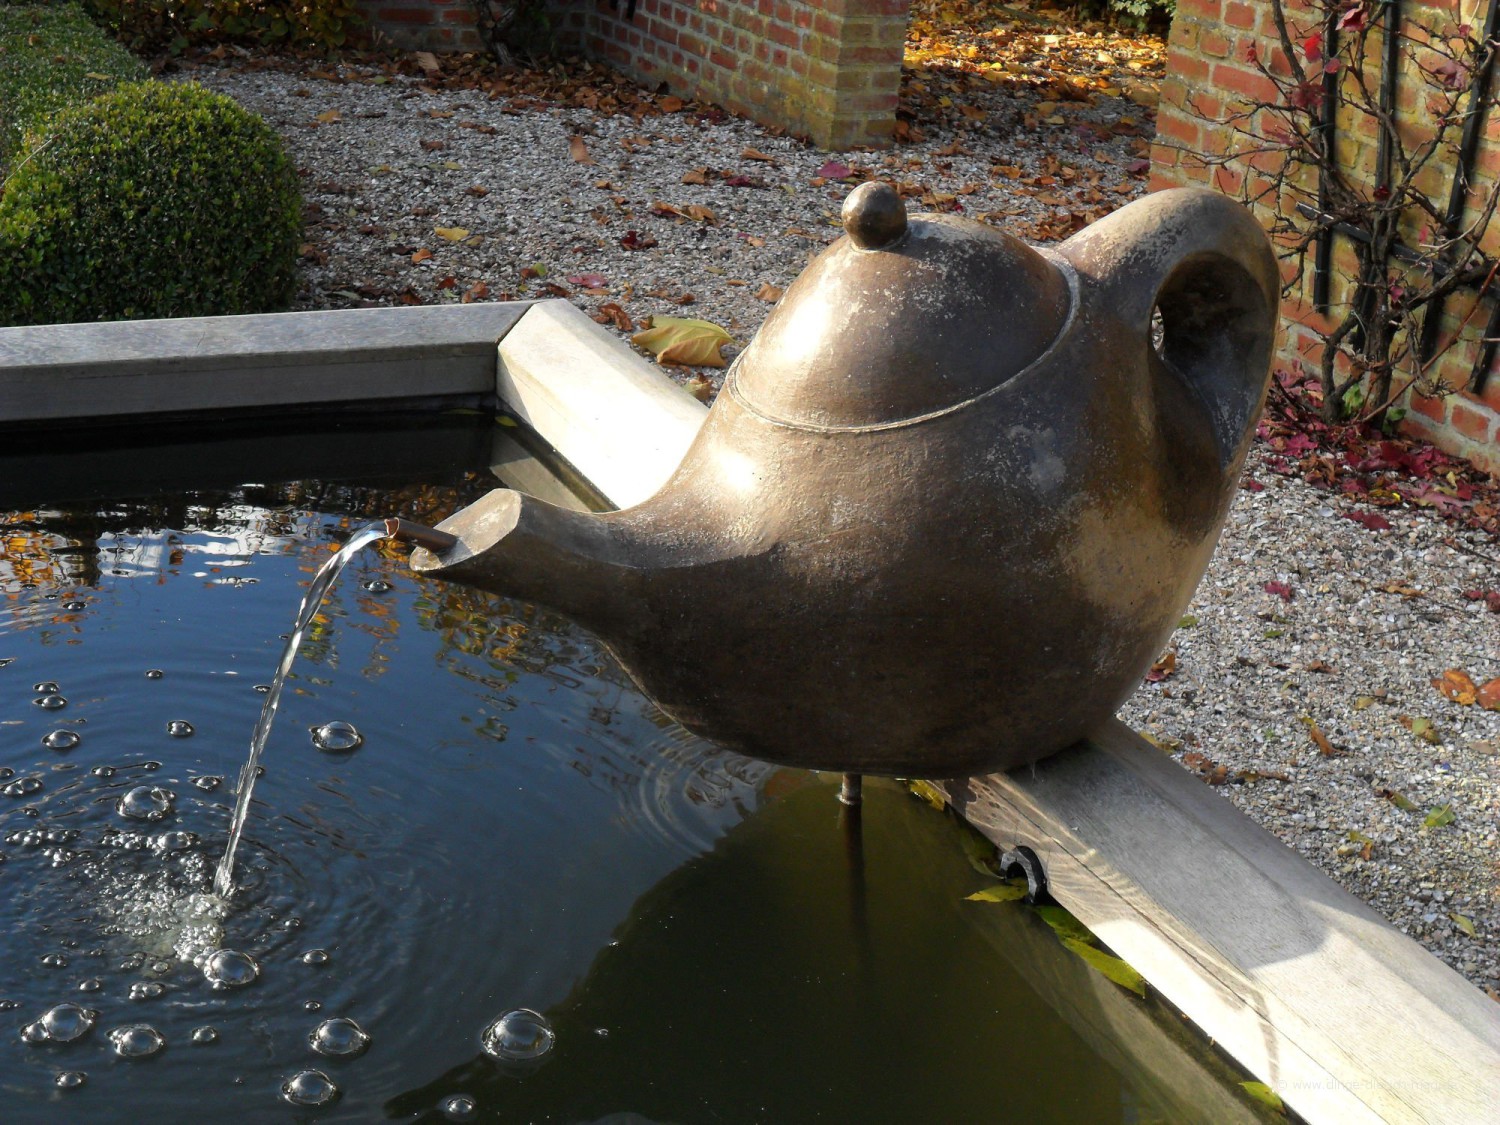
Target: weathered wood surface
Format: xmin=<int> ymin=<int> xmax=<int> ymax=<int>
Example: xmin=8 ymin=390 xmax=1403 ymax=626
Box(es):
xmin=0 ymin=303 xmax=530 ymax=424
xmin=937 ymin=721 xmax=1500 ymax=1125
xmin=495 ymin=301 xmax=708 ymax=509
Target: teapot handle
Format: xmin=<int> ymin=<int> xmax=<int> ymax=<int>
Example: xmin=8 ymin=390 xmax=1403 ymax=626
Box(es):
xmin=1057 ymin=188 xmax=1280 ymax=464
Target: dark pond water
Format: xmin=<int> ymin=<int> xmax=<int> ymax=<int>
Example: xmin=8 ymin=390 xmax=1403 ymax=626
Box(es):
xmin=0 ymin=416 xmax=1264 ymax=1123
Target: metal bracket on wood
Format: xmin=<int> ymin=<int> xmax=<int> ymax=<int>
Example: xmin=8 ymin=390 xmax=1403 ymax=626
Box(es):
xmin=999 ymin=845 xmax=1050 ymax=905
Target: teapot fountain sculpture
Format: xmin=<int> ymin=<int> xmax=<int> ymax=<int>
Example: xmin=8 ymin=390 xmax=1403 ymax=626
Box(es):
xmin=403 ymin=184 xmax=1278 ymax=779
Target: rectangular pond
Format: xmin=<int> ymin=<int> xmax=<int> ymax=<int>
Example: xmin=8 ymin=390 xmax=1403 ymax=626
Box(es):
xmin=0 ymin=413 xmax=1270 ymax=1122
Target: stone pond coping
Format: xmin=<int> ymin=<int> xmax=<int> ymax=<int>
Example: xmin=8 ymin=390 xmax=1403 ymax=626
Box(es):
xmin=0 ymin=300 xmax=707 ymax=511
xmin=4 ymin=298 xmax=1498 ymax=1120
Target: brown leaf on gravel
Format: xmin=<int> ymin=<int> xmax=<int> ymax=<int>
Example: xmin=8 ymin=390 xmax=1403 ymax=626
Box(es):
xmin=686 ymin=374 xmax=714 ymax=402
xmin=741 ymin=146 xmax=776 ymax=162
xmin=461 ymin=280 xmax=490 ymax=303
xmin=1477 ymin=678 xmax=1500 ymax=711
xmin=681 ymin=167 xmax=710 ymax=185
xmin=465 ymin=185 xmax=489 ymax=197
xmin=1303 ymin=718 xmax=1343 ymax=757
xmin=1144 ymin=651 xmax=1176 ymax=682
xmin=592 ymin=302 xmax=634 ymax=332
xmin=755 ymin=282 xmax=783 ymax=303
xmin=410 ymin=248 xmax=433 ymax=264
xmin=658 ymin=94 xmax=685 ymax=112
xmin=1305 ymin=660 xmax=1336 ymax=674
xmin=1397 ymin=714 xmax=1440 ymax=743
xmin=569 ymin=135 xmax=595 ymax=164
xmin=419 ymin=139 xmax=445 ymax=151
xmin=414 ymin=50 xmax=441 ymax=75
xmin=619 ymin=230 xmax=657 ymax=251
xmin=684 ymin=204 xmax=717 ymax=223
xmin=314 ymin=109 xmax=341 ymax=124
xmin=1432 ymin=669 xmax=1479 ymax=705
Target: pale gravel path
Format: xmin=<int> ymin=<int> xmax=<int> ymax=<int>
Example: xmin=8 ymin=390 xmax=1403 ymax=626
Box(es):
xmin=185 ymin=57 xmax=1499 ymax=995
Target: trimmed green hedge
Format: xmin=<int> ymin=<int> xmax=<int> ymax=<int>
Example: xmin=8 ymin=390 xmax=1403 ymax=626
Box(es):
xmin=0 ymin=2 xmax=147 ymax=170
xmin=0 ymin=80 xmax=303 ymax=325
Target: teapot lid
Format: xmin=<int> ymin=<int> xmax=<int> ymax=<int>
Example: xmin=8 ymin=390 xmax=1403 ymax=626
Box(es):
xmin=729 ymin=182 xmax=1071 ymax=429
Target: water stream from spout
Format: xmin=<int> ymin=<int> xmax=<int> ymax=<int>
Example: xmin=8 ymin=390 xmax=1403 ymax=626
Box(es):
xmin=212 ymin=523 xmax=389 ymax=897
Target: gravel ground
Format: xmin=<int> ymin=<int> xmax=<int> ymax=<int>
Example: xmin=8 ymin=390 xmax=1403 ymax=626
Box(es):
xmin=178 ymin=46 xmax=1499 ymax=996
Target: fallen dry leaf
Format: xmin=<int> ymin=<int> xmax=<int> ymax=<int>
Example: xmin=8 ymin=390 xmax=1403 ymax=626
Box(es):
xmin=414 ymin=50 xmax=441 ymax=74
xmin=419 ymin=139 xmax=445 ymax=152
xmin=1398 ymin=714 xmax=1441 ymax=743
xmin=755 ymin=282 xmax=783 ymax=303
xmin=314 ymin=109 xmax=341 ymax=124
xmin=1300 ymin=716 xmax=1343 ymax=756
xmin=1478 ymin=678 xmax=1500 ymax=711
xmin=659 ymin=94 xmax=685 ymax=112
xmin=1432 ymin=668 xmax=1479 ymax=705
xmin=411 ymin=248 xmax=433 ymax=264
xmin=435 ymin=226 xmax=470 ymax=242
xmin=681 ymin=167 xmax=710 ymax=185
xmin=592 ymin=302 xmax=634 ymax=332
xmin=686 ymin=374 xmax=714 ymax=402
xmin=569 ymin=135 xmax=595 ymax=164
xmin=741 ymin=147 xmax=776 ymax=162
xmin=632 ymin=316 xmax=732 ymax=367
xmin=684 ymin=204 xmax=717 ymax=223
xmin=1145 ymin=651 xmax=1176 ymax=682
xmin=461 ymin=280 xmax=490 ymax=303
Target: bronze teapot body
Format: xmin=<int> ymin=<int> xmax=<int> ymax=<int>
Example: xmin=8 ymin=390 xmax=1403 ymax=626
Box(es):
xmin=413 ymin=186 xmax=1278 ymax=777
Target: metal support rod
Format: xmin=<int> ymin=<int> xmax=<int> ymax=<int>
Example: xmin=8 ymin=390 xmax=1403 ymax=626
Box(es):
xmin=838 ymin=773 xmax=863 ymax=807
xmin=1313 ymin=14 xmax=1341 ymax=312
xmin=1417 ymin=0 xmax=1500 ymax=366
xmin=383 ymin=517 xmax=459 ymax=553
xmin=1470 ymin=293 xmax=1500 ymax=394
xmin=1294 ymin=203 xmax=1493 ymax=282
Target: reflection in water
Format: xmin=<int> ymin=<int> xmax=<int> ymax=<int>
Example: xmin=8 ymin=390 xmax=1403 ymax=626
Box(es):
xmin=0 ymin=464 xmax=1260 ymax=1123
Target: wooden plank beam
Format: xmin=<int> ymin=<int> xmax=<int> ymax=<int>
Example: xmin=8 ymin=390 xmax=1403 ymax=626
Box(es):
xmin=936 ymin=721 xmax=1500 ymax=1125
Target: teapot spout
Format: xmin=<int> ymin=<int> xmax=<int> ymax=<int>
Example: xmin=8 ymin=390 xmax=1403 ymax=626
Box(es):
xmin=405 ymin=489 xmax=644 ymax=634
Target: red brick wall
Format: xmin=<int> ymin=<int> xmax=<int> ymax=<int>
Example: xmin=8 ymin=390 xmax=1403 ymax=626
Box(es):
xmin=355 ymin=0 xmax=484 ymax=52
xmin=359 ymin=0 xmax=911 ymax=150
xmin=1151 ymin=0 xmax=1500 ymax=472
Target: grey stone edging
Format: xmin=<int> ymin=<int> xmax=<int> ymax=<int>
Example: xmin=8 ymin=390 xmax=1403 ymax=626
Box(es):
xmin=0 ymin=302 xmax=536 ymax=425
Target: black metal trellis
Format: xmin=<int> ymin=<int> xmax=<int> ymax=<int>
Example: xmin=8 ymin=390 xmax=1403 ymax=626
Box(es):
xmin=1305 ymin=0 xmax=1500 ymax=394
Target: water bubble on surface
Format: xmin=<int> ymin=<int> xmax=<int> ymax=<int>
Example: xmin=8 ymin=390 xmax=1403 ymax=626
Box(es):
xmin=253 ymin=684 xmax=271 ymax=694
xmin=62 ymin=601 xmax=86 ymax=611
xmin=40 ymin=953 xmax=69 ymax=969
xmin=118 ymin=786 xmax=174 ymax=822
xmin=5 ymin=776 xmax=43 ymax=798
xmin=282 ymin=1069 xmax=340 ymax=1107
xmin=21 ymin=1003 xmax=98 ymax=1044
xmin=304 ymin=1000 xmax=322 ymax=1012
xmin=0 ymin=767 xmax=11 ymax=780
xmin=191 ymin=1026 xmax=219 ymax=1045
xmin=360 ymin=579 xmax=392 ymax=594
xmin=41 ymin=729 xmax=81 ymax=751
xmin=128 ymin=982 xmax=166 ymax=1002
xmin=55 ymin=1071 xmax=86 ymax=1090
xmin=108 ymin=1024 xmax=165 ymax=1058
xmin=144 ymin=669 xmax=164 ymax=679
xmin=310 ymin=1017 xmax=371 ymax=1058
xmin=91 ymin=766 xmax=115 ymax=779
xmin=201 ymin=949 xmax=259 ymax=991
xmin=166 ymin=720 xmax=194 ymax=738
xmin=310 ymin=721 xmax=363 ymax=753
xmin=33 ymin=694 xmax=66 ymax=710
xmin=153 ymin=831 xmax=198 ymax=853
xmin=301 ymin=949 xmax=330 ymax=966
xmin=33 ymin=682 xmax=59 ymax=694
xmin=480 ymin=1009 xmax=555 ymax=1062
xmin=191 ymin=775 xmax=222 ymax=792
xmin=77 ymin=979 xmax=102 ymax=993
xmin=439 ymin=1094 xmax=478 ymax=1121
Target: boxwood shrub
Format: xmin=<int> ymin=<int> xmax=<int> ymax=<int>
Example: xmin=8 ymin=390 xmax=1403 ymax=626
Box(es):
xmin=0 ymin=79 xmax=303 ymax=326
xmin=0 ymin=2 xmax=147 ymax=170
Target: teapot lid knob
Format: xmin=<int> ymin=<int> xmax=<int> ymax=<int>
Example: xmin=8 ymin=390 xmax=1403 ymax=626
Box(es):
xmin=841 ymin=181 xmax=907 ymax=250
